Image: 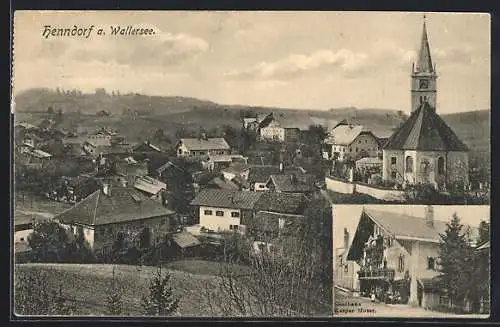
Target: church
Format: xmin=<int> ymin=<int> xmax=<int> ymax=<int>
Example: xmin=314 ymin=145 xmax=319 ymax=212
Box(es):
xmin=382 ymin=17 xmax=469 ymax=191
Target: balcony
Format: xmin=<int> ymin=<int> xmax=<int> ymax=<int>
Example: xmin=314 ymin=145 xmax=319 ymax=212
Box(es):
xmin=357 ymin=267 xmax=395 ymax=280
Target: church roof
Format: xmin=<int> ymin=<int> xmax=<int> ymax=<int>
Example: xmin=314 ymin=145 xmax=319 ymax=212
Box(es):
xmin=416 ymin=19 xmax=434 ymax=73
xmin=383 ymin=102 xmax=468 ymax=151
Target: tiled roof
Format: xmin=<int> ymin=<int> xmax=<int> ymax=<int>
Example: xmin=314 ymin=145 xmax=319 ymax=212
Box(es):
xmin=325 ymin=125 xmax=373 ymax=146
xmin=54 ymin=187 xmax=174 ymax=226
xmin=383 ymin=102 xmax=468 ymax=151
xmin=133 ymin=141 xmax=162 ymax=153
xmin=268 ymin=174 xmax=316 ymax=193
xmin=247 ymin=166 xmax=281 ymax=183
xmin=231 ymin=175 xmax=250 ymax=189
xmin=222 ymin=162 xmax=253 ymax=175
xmin=156 ymin=161 xmax=184 ymax=175
xmin=190 ymin=189 xmax=263 ymax=210
xmin=254 ymin=192 xmax=308 ymax=215
xmin=363 ymin=208 xmax=470 ymax=242
xmin=134 ymin=176 xmax=166 ymax=195
xmin=172 ymin=232 xmax=201 ymax=248
xmin=179 ymin=138 xmax=230 ymax=151
xmin=253 ymin=211 xmax=306 ymax=232
xmin=15 ymin=212 xmax=49 ymax=227
xmin=207 ymin=177 xmax=240 ymax=190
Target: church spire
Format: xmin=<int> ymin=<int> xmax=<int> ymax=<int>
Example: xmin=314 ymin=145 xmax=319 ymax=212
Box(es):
xmin=416 ymin=14 xmax=434 ymax=73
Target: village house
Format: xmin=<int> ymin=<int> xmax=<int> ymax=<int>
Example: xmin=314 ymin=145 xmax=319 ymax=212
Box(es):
xmin=190 ymin=189 xmax=263 ymax=233
xmin=346 ymin=206 xmax=478 ymax=310
xmin=176 ymin=136 xmax=231 ymax=158
xmin=14 ymin=213 xmax=51 ymax=262
xmin=355 ymin=157 xmax=383 ymax=171
xmin=323 ymin=121 xmax=380 ymax=161
xmin=382 ymin=19 xmax=469 ymax=190
xmin=247 ymin=164 xmax=305 ymax=191
xmin=53 ymin=183 xmax=175 ymax=253
xmin=133 ymin=140 xmax=163 ymax=154
xmin=242 ymin=112 xmax=273 ymax=130
xmin=133 ymin=175 xmax=167 ymax=204
xmin=201 ymin=154 xmax=248 ymax=172
xmin=258 ymin=113 xmax=304 ymax=143
xmin=335 ymin=228 xmax=361 ymax=292
xmin=86 ymin=127 xmax=116 ymax=147
xmin=190 ymin=189 xmax=308 ymax=234
xmin=265 ymin=173 xmax=316 ymax=196
xmin=221 ymin=162 xmax=253 ymax=181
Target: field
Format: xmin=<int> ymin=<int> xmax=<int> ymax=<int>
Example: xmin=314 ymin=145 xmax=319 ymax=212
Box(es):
xmin=14 ymin=262 xmax=226 ymax=316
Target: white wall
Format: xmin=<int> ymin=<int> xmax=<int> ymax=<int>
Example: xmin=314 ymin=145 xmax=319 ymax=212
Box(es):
xmin=14 ymin=229 xmax=33 ymax=244
xmin=382 ymin=150 xmax=404 ymax=184
xmin=325 ymin=176 xmax=355 ymax=194
xmin=254 ymin=182 xmax=269 ymax=191
xmin=356 ymin=183 xmax=405 ymax=202
xmin=260 ymin=120 xmax=285 ymax=141
xmin=199 ymin=205 xmax=242 ymax=232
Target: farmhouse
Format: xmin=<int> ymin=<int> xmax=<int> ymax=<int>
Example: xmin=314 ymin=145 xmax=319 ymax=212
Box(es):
xmin=201 ymin=154 xmax=248 ymax=171
xmin=190 ymin=189 xmax=263 ymax=233
xmin=382 ymin=18 xmax=469 ymax=190
xmin=53 ymin=183 xmax=174 ymax=252
xmin=258 ymin=113 xmax=304 ymax=143
xmin=133 ymin=140 xmax=163 ymax=154
xmin=346 ymin=206 xmax=478 ymax=309
xmin=323 ymin=121 xmax=379 ymax=161
xmin=265 ymin=173 xmax=316 ymax=196
xmin=247 ymin=164 xmax=305 ymax=191
xmin=176 ymin=136 xmax=231 ymax=158
xmin=14 ymin=213 xmax=49 ymax=252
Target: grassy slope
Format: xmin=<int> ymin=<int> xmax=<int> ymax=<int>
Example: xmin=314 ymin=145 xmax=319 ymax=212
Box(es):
xmin=15 ymin=262 xmax=224 ymax=316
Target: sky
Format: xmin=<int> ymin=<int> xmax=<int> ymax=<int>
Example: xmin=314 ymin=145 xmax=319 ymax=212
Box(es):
xmin=12 ymin=11 xmax=490 ymax=113
xmin=333 ymin=205 xmax=490 ymax=249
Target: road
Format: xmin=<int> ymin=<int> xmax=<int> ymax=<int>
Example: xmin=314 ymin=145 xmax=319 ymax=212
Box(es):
xmin=334 ymin=287 xmax=488 ymax=318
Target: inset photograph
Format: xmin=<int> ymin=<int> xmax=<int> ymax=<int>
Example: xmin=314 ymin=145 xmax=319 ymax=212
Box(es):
xmin=333 ymin=205 xmax=490 ymax=318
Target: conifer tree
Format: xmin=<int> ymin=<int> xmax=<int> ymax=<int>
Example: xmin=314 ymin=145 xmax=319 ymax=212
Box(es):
xmin=141 ymin=266 xmax=179 ymax=316
xmin=105 ymin=266 xmax=124 ymax=315
xmin=438 ymin=213 xmax=474 ymax=309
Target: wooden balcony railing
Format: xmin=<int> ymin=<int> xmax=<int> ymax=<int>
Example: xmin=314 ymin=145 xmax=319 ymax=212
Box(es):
xmin=357 ymin=267 xmax=395 ymax=280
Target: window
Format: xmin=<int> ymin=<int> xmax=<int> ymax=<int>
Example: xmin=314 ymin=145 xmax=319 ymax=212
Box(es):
xmin=391 ymin=157 xmax=397 ymax=165
xmin=387 ymin=238 xmax=393 ymax=247
xmin=391 ymin=171 xmax=397 ymax=179
xmin=349 ymin=148 xmax=352 ymax=152
xmin=216 ymin=211 xmax=224 ymax=217
xmin=358 ymin=140 xmax=361 ymax=144
xmin=437 ymin=157 xmax=445 ymax=175
xmin=398 ymin=254 xmax=405 ymax=272
xmin=406 ymin=156 xmax=413 ymax=173
xmin=229 ymin=225 xmax=239 ymax=230
xmin=427 ymin=257 xmax=435 ymax=270
xmin=259 ymin=185 xmax=265 ymax=188
xmin=355 ymin=148 xmax=358 ymax=152
xmin=20 ymin=237 xmax=24 ymax=242
xmin=344 ymin=265 xmax=349 ymax=273
xmin=231 ymin=212 xmax=240 ymax=218
xmin=204 ymin=210 xmax=213 ymax=215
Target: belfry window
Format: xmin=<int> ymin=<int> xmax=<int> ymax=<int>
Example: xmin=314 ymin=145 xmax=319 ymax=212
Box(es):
xmin=406 ymin=156 xmax=413 ymax=173
xmin=437 ymin=157 xmax=445 ymax=175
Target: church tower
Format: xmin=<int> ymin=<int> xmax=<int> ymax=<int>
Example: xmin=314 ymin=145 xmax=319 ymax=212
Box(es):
xmin=411 ymin=15 xmax=437 ymax=112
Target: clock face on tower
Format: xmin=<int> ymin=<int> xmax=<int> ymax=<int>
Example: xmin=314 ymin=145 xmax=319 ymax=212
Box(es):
xmin=419 ymin=79 xmax=429 ymax=89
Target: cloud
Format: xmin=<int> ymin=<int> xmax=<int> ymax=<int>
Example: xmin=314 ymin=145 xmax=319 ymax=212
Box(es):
xmin=38 ymin=25 xmax=210 ymax=67
xmin=433 ymin=46 xmax=475 ymax=65
xmin=225 ymin=48 xmax=369 ymax=80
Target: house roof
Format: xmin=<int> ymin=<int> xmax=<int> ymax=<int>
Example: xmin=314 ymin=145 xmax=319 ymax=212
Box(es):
xmin=259 ymin=113 xmax=314 ymax=130
xmin=268 ymin=174 xmax=316 ymax=193
xmin=383 ymin=102 xmax=468 ymax=151
xmin=356 ymin=157 xmax=383 ymax=165
xmin=156 ymin=161 xmax=184 ymax=175
xmin=15 ymin=212 xmax=49 ymax=227
xmin=222 ymin=162 xmax=253 ymax=175
xmin=190 ymin=189 xmax=263 ymax=210
xmin=231 ymin=175 xmax=250 ymax=189
xmin=172 ymin=232 xmax=201 ymax=248
xmin=54 ymin=187 xmax=174 ymax=226
xmin=17 ymin=122 xmax=38 ymax=130
xmin=133 ymin=176 xmax=166 ymax=195
xmin=254 ymin=192 xmax=308 ymax=215
xmin=363 ymin=208 xmax=449 ymax=242
xmin=247 ymin=166 xmax=282 ymax=183
xmin=178 ymin=138 xmax=230 ymax=151
xmin=253 ymin=211 xmax=306 ymax=232
xmin=477 ymin=241 xmax=490 ymax=251
xmin=325 ymin=124 xmax=373 ymax=146
xmin=208 ymin=154 xmax=247 ymax=163
xmin=133 ymin=141 xmax=162 ymax=153
xmin=207 ymin=177 xmax=240 ymax=190
xmin=31 ymin=149 xmax=52 ymax=158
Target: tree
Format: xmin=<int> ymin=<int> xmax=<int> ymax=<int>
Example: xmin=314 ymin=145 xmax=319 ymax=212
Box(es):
xmin=15 ymin=267 xmax=76 ymax=315
xmin=105 ymin=266 xmax=124 ymax=315
xmin=438 ymin=213 xmax=475 ymax=311
xmin=141 ymin=267 xmax=180 ymax=316
xmin=28 ymin=221 xmax=77 ymax=262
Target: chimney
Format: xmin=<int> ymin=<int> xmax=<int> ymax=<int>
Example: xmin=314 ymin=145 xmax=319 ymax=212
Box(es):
xmin=228 ymin=195 xmax=234 ymax=204
xmin=425 ymin=205 xmax=434 ymax=228
xmin=344 ymin=228 xmax=349 ymax=250
xmin=102 ymin=183 xmax=111 ymax=196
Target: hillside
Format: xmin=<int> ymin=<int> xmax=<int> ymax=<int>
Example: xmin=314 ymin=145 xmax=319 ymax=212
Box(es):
xmin=15 ymin=262 xmax=226 ymax=316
